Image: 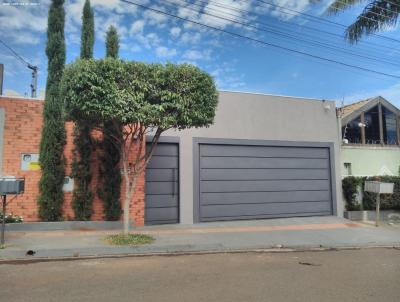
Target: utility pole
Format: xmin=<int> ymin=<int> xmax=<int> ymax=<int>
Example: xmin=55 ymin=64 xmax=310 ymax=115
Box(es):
xmin=28 ymin=64 xmax=38 ymax=98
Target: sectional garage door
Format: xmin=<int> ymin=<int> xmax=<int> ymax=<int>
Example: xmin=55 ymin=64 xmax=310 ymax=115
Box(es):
xmin=198 ymin=143 xmax=333 ymax=222
xmin=145 ymin=143 xmax=179 ymax=225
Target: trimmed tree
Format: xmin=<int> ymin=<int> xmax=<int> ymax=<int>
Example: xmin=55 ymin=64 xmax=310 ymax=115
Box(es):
xmin=71 ymin=0 xmax=95 ymax=220
xmin=98 ymin=26 xmax=122 ymax=220
xmin=105 ymin=26 xmax=119 ymax=58
xmin=38 ymin=0 xmax=67 ymax=221
xmin=61 ymin=60 xmax=218 ymax=234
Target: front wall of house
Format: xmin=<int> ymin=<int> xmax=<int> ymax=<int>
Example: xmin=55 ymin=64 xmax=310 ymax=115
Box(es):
xmin=341 ymin=146 xmax=400 ymax=177
xmin=162 ymin=91 xmax=343 ymax=224
xmin=0 ymin=96 xmax=145 ymax=225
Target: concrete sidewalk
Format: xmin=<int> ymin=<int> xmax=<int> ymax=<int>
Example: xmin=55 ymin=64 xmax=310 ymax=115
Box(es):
xmin=1 ymin=216 xmax=399 ymax=261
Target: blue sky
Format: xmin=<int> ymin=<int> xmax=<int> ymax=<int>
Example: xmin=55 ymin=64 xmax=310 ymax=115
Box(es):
xmin=1 ymin=0 xmax=400 ymax=107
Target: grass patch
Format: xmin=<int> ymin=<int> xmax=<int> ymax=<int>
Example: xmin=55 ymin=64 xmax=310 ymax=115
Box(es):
xmin=105 ymin=234 xmax=155 ymax=246
xmin=0 ymin=244 xmax=5 ymax=249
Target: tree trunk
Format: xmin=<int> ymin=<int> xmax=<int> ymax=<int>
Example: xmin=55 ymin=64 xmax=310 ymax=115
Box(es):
xmin=123 ymin=176 xmax=138 ymax=235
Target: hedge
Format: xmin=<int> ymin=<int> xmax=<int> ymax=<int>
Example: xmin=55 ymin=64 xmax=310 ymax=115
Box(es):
xmin=342 ymin=176 xmax=400 ymax=211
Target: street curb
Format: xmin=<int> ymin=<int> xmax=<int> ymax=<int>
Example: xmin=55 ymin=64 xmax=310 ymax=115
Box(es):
xmin=1 ymin=245 xmax=399 ymax=265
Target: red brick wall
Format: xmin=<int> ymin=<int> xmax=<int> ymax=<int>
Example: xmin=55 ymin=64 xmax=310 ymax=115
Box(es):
xmin=0 ymin=96 xmax=145 ymax=226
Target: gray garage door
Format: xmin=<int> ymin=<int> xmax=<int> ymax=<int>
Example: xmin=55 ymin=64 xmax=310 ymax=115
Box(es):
xmin=198 ymin=143 xmax=333 ymax=222
xmin=145 ymin=143 xmax=179 ymax=225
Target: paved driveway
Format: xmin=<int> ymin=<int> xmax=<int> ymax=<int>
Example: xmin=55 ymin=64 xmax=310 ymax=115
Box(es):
xmin=1 ymin=248 xmax=399 ymax=302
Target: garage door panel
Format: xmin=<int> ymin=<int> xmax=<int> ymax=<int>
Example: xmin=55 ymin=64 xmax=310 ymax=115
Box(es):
xmin=145 ymin=142 xmax=179 ymax=225
xmin=200 ymin=168 xmax=329 ymax=181
xmin=200 ymin=157 xmax=328 ymax=169
xmin=151 ymin=144 xmax=178 ymax=156
xmin=145 ymin=181 xmax=178 ymax=195
xmin=200 ymin=201 xmax=332 ymax=219
xmin=147 ymin=156 xmax=178 ymax=169
xmin=198 ymin=143 xmax=333 ymax=222
xmin=145 ymin=195 xmax=178 ymax=208
xmin=201 ymin=179 xmax=330 ymax=193
xmin=146 ymin=169 xmax=178 ymax=182
xmin=201 ymin=190 xmax=331 ymax=205
xmin=145 ymin=207 xmax=178 ymax=225
xmin=200 ymin=144 xmax=329 ymax=159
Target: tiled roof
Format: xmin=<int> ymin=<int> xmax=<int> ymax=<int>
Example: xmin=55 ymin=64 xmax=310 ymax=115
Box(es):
xmin=339 ymin=97 xmax=375 ymax=118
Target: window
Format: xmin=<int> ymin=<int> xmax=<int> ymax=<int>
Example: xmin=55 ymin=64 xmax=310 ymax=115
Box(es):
xmin=382 ymin=107 xmax=398 ymax=145
xmin=342 ymin=116 xmax=361 ymax=144
xmin=344 ymin=163 xmax=352 ymax=176
xmin=364 ymin=105 xmax=380 ymax=144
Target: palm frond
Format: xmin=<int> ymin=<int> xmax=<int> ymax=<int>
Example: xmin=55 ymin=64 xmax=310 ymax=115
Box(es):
xmin=346 ymin=0 xmax=400 ymax=42
xmin=326 ymin=0 xmax=366 ymax=15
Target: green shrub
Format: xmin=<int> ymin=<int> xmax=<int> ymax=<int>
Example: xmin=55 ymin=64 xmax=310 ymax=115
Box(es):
xmin=343 ymin=176 xmax=400 ymax=211
xmin=342 ymin=176 xmax=361 ymax=210
xmin=362 ymin=176 xmax=400 ymax=210
xmin=0 ymin=212 xmax=23 ymax=223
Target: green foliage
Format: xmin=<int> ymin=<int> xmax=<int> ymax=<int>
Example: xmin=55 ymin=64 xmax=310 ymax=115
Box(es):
xmin=98 ymin=29 xmax=122 ymax=220
xmin=71 ymin=0 xmax=95 ymax=221
xmin=105 ymin=233 xmax=155 ymax=245
xmin=342 ymin=176 xmax=400 ymax=211
xmin=323 ymin=1 xmax=399 ymax=42
xmin=362 ymin=176 xmax=400 ymax=210
xmin=80 ymin=0 xmax=94 ymax=59
xmin=342 ymin=176 xmax=361 ymax=211
xmin=61 ymin=59 xmax=218 ymax=129
xmin=71 ymin=123 xmax=94 ymax=220
xmin=38 ymin=0 xmax=66 ymax=221
xmin=98 ymin=122 xmax=122 ymax=220
xmin=0 ymin=212 xmax=23 ymax=223
xmin=106 ymin=25 xmax=119 ymax=59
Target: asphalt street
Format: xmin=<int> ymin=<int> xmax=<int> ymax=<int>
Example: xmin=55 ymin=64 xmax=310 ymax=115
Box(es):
xmin=1 ymin=248 xmax=399 ymax=302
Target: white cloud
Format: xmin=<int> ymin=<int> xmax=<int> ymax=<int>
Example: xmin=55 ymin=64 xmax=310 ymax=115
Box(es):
xmin=170 ymin=27 xmax=181 ymax=38
xmin=183 ymin=49 xmax=211 ymax=61
xmin=269 ymin=0 xmax=312 ymax=20
xmin=130 ymin=20 xmax=145 ymax=35
xmin=180 ymin=32 xmax=202 ymax=44
xmin=156 ymin=46 xmax=177 ymax=58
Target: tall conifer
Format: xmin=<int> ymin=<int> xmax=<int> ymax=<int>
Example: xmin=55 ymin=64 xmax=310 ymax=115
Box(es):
xmin=38 ymin=0 xmax=67 ymax=221
xmin=72 ymin=0 xmax=95 ymax=220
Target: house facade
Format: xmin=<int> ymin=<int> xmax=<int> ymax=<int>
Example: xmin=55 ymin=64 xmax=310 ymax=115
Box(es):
xmin=339 ymin=96 xmax=400 ymax=177
xmin=0 ymin=91 xmax=343 ymax=225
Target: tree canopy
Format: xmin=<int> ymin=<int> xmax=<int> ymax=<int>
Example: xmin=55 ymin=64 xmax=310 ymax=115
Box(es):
xmin=62 ymin=59 xmax=218 ymax=129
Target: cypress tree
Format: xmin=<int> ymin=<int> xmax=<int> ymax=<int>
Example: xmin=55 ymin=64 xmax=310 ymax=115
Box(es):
xmin=72 ymin=0 xmax=95 ymax=220
xmin=98 ymin=26 xmax=122 ymax=220
xmin=38 ymin=0 xmax=66 ymax=221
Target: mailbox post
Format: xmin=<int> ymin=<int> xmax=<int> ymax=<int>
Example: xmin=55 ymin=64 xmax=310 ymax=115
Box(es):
xmin=364 ymin=181 xmax=394 ymax=227
xmin=0 ymin=176 xmax=25 ymax=245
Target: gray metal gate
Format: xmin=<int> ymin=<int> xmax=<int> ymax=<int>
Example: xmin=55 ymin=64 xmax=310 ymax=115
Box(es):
xmin=145 ymin=142 xmax=179 ymax=225
xmin=197 ymin=142 xmax=333 ymax=222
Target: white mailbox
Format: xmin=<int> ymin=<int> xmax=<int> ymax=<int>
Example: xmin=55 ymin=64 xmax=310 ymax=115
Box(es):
xmin=364 ymin=181 xmax=394 ymax=194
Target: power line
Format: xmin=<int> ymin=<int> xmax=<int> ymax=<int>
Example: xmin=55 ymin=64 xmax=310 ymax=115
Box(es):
xmin=120 ymin=0 xmax=400 ymax=79
xmin=167 ymin=0 xmax=400 ymax=67
xmin=198 ymin=0 xmax=400 ymax=54
xmin=168 ymin=0 xmax=400 ymax=67
xmin=0 ymin=38 xmax=30 ymax=66
xmin=0 ymin=38 xmax=38 ymax=98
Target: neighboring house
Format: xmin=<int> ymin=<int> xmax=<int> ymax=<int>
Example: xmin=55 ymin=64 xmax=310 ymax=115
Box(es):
xmin=0 ymin=91 xmax=344 ymax=225
xmin=339 ymin=96 xmax=400 ymax=177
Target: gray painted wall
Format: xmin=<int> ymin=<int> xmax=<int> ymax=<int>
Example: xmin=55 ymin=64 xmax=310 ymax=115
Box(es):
xmin=160 ymin=91 xmax=343 ymax=224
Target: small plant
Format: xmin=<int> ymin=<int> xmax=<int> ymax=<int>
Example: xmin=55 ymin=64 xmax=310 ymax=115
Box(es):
xmin=0 ymin=244 xmax=5 ymax=249
xmin=342 ymin=176 xmax=361 ymax=211
xmin=0 ymin=212 xmax=23 ymax=223
xmin=105 ymin=234 xmax=155 ymax=246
